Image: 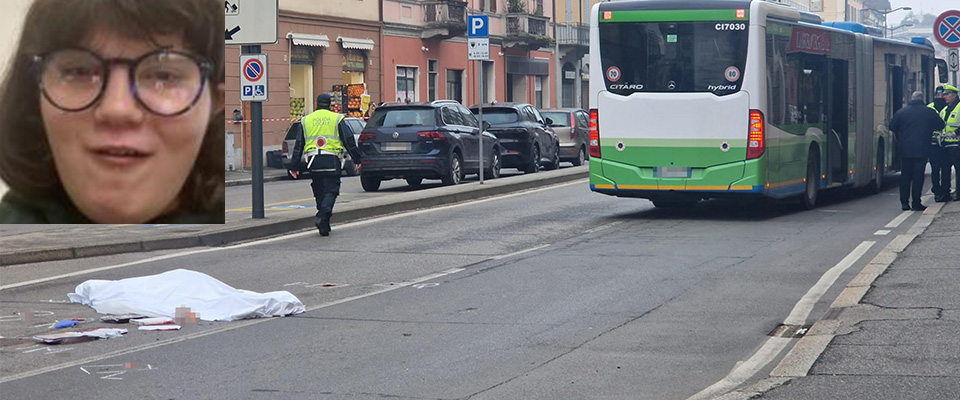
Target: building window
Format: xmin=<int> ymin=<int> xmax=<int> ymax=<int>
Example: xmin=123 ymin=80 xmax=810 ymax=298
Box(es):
xmin=480 ymin=0 xmax=496 ymax=13
xmin=446 ymin=69 xmax=463 ymax=104
xmin=428 ymin=60 xmax=438 ymax=102
xmin=397 ymin=66 xmax=417 ymax=102
xmin=535 ymin=76 xmax=544 ymax=108
xmin=535 ymin=0 xmax=543 ymax=16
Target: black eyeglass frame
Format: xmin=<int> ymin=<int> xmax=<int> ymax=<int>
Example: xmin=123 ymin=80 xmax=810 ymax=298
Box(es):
xmin=33 ymin=48 xmax=214 ymax=117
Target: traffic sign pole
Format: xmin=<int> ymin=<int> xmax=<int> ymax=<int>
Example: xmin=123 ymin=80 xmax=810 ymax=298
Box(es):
xmin=242 ymin=45 xmax=264 ymax=219
xmin=469 ymin=15 xmax=490 ymax=184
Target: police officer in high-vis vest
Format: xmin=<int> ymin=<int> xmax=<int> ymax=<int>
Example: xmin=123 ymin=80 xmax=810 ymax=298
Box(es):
xmin=939 ymin=85 xmax=960 ymax=201
xmin=930 ymin=85 xmax=953 ymax=202
xmin=289 ymin=93 xmax=362 ymax=236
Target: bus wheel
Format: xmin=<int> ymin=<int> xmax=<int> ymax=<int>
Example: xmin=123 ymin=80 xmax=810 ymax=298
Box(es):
xmin=869 ymin=142 xmax=884 ymax=194
xmin=802 ymin=149 xmax=819 ymax=210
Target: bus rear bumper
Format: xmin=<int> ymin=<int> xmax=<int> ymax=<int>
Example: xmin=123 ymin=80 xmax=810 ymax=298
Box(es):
xmin=590 ymin=158 xmax=765 ymax=197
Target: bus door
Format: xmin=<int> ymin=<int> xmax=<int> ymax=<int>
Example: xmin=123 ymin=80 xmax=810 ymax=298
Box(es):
xmin=827 ymin=58 xmax=849 ymax=185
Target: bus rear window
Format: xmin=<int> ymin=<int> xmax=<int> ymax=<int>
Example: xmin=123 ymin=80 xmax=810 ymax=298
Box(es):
xmin=599 ymin=21 xmax=748 ymax=96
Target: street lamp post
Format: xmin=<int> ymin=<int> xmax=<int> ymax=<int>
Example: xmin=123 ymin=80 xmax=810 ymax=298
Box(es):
xmin=863 ymin=6 xmax=912 ymax=38
xmin=889 ymin=23 xmax=914 ymax=38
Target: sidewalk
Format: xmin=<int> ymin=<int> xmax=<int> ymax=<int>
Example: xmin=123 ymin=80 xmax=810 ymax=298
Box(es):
xmin=725 ymin=199 xmax=960 ymax=399
xmin=225 ymin=167 xmax=290 ymax=187
xmin=0 ymin=167 xmax=588 ymax=266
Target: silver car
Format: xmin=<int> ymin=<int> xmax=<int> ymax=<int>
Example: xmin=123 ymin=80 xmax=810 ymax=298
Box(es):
xmin=540 ymin=109 xmax=589 ymax=166
xmin=282 ymin=117 xmax=365 ymax=176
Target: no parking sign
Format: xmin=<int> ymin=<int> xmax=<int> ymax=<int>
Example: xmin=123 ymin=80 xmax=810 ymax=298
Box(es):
xmin=240 ymin=54 xmax=268 ymax=102
xmin=933 ymin=10 xmax=960 ymax=48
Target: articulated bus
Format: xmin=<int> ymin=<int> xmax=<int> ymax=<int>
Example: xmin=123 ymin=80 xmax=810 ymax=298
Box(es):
xmin=588 ymin=0 xmax=944 ymax=208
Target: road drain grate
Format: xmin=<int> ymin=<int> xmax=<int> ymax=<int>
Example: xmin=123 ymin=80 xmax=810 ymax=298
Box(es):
xmin=768 ymin=324 xmax=812 ymax=338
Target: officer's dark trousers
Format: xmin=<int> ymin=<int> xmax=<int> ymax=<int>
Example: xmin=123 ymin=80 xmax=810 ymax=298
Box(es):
xmin=930 ymin=145 xmax=951 ymax=198
xmin=900 ymin=157 xmax=927 ymax=208
xmin=311 ymin=174 xmax=341 ymax=223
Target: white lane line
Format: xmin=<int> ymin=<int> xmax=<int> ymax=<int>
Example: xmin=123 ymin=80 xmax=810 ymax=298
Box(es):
xmin=783 ymin=241 xmax=874 ymax=325
xmin=0 ymin=267 xmax=466 ymax=384
xmin=687 ymin=241 xmax=875 ymax=400
xmin=585 ymin=220 xmax=624 ymax=234
xmin=0 ymin=179 xmax=586 ymax=291
xmin=884 ymin=211 xmax=911 ymax=229
xmin=874 ymin=230 xmax=890 ymax=236
xmin=492 ymin=244 xmax=550 ymax=260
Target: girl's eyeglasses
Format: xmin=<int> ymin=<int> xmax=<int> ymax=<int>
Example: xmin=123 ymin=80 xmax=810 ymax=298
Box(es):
xmin=34 ymin=48 xmax=213 ymax=117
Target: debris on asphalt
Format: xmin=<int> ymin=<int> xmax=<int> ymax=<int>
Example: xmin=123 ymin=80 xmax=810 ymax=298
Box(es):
xmin=321 ymin=283 xmax=337 ymax=287
xmin=129 ymin=317 xmax=174 ymax=326
xmin=100 ymin=313 xmax=148 ymax=323
xmin=138 ymin=325 xmax=181 ymax=331
xmin=34 ymin=328 xmax=128 ymax=344
xmin=67 ymin=269 xmax=306 ymax=321
xmin=53 ymin=319 xmax=82 ymax=329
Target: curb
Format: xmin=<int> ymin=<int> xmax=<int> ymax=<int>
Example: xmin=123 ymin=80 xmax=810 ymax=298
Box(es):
xmin=225 ymin=173 xmax=290 ymax=187
xmin=718 ymin=197 xmax=948 ymax=399
xmin=2 ymin=169 xmax=589 ymax=266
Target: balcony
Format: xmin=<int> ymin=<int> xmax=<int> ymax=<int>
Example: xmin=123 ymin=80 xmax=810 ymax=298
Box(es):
xmin=421 ymin=0 xmax=467 ymax=40
xmin=555 ymin=23 xmax=588 ymax=48
xmin=504 ymin=13 xmax=552 ymax=49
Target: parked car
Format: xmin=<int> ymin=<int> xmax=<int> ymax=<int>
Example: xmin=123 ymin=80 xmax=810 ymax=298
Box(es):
xmin=540 ymin=108 xmax=589 ymax=166
xmin=282 ymin=117 xmax=365 ymax=176
xmin=356 ymin=100 xmax=502 ymax=192
xmin=470 ymin=103 xmax=560 ymax=173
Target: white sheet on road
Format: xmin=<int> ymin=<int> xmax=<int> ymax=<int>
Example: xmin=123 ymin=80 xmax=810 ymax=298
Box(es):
xmin=68 ymin=269 xmax=305 ymax=321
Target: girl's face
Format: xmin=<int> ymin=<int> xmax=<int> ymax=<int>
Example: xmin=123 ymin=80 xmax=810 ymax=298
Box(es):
xmin=40 ymin=30 xmax=219 ymax=223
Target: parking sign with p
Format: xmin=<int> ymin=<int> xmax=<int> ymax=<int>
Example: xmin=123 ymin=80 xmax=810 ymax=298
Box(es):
xmin=468 ymin=15 xmax=488 ymax=38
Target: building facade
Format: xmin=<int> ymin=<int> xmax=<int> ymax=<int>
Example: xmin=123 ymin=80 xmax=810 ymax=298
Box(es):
xmin=225 ymin=0 xmax=382 ymax=170
xmin=553 ymin=0 xmax=595 ymax=108
xmin=382 ymin=0 xmax=556 ymax=109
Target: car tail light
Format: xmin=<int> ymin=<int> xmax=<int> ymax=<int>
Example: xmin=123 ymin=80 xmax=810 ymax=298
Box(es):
xmin=570 ymin=113 xmax=577 ymax=140
xmin=358 ymin=133 xmax=375 ymax=142
xmin=747 ymin=110 xmax=764 ymax=160
xmin=282 ymin=141 xmax=289 ymax=155
xmin=589 ymin=108 xmax=600 ymax=159
xmin=417 ymin=131 xmax=445 ymax=140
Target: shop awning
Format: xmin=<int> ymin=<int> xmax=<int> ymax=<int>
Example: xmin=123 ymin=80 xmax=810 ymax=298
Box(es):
xmin=337 ymin=36 xmax=375 ymax=51
xmin=286 ymin=33 xmax=329 ymax=47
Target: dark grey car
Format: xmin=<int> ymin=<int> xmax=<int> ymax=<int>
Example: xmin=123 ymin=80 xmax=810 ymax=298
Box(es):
xmin=470 ymin=103 xmax=560 ymax=173
xmin=541 ymin=108 xmax=589 ymax=166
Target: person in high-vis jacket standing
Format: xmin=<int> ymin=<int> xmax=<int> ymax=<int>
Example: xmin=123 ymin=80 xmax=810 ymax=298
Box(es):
xmin=939 ymin=85 xmax=960 ymax=200
xmin=289 ymin=94 xmax=362 ymax=236
xmin=930 ymin=85 xmax=953 ymax=202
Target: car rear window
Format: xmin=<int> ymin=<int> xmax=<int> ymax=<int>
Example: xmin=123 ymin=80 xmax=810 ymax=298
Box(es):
xmin=541 ymin=112 xmax=570 ymax=127
xmin=367 ymin=108 xmax=437 ymax=128
xmin=472 ymin=109 xmax=518 ymax=125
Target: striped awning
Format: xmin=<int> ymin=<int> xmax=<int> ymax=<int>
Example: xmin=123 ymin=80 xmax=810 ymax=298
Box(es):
xmin=337 ymin=36 xmax=375 ymax=51
xmin=286 ymin=33 xmax=329 ymax=47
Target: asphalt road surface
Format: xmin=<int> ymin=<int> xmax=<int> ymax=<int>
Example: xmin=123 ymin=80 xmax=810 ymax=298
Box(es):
xmin=1 ymin=180 xmax=922 ymax=399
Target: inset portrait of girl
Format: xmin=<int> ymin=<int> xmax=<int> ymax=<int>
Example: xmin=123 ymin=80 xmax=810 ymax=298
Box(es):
xmin=0 ymin=0 xmax=224 ymax=224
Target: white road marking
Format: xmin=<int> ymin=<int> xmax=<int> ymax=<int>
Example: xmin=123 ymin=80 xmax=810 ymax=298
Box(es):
xmin=873 ymin=230 xmax=890 ymax=236
xmin=688 ymin=241 xmax=875 ymax=400
xmin=491 ymin=244 xmax=550 ymax=260
xmin=585 ymin=220 xmax=624 ymax=234
xmin=884 ymin=211 xmax=911 ymax=228
xmin=0 ymin=180 xmax=585 ymax=292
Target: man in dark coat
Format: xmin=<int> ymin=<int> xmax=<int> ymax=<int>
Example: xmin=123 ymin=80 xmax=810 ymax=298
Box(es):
xmin=889 ymin=91 xmax=946 ymax=211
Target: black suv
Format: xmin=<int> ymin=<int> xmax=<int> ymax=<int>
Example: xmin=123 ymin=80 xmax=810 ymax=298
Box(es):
xmin=470 ymin=103 xmax=560 ymax=173
xmin=357 ymin=100 xmax=501 ymax=191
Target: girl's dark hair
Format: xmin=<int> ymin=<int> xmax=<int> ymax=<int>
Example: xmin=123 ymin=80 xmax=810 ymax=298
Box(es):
xmin=0 ymin=0 xmax=225 ymax=218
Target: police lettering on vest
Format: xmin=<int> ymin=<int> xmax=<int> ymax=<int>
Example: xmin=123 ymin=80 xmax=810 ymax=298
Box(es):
xmin=302 ymin=109 xmax=345 ymax=158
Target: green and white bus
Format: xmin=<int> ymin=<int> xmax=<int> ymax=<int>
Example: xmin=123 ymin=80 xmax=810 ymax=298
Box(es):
xmin=588 ymin=0 xmax=942 ymax=208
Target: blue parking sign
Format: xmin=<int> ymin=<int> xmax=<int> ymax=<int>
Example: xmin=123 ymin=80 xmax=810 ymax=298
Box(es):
xmin=468 ymin=15 xmax=488 ymax=38
xmin=243 ymin=86 xmax=253 ymax=96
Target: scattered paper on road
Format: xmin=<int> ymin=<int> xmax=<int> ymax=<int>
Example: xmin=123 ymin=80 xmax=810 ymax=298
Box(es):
xmin=138 ymin=325 xmax=181 ymax=331
xmin=129 ymin=317 xmax=174 ymax=326
xmin=67 ymin=269 xmax=306 ymax=321
xmin=34 ymin=328 xmax=128 ymax=344
xmin=100 ymin=313 xmax=147 ymax=323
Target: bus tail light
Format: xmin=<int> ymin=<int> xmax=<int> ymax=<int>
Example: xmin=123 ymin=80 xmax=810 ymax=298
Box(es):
xmin=589 ymin=108 xmax=600 ymax=158
xmin=747 ymin=110 xmax=764 ymax=160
